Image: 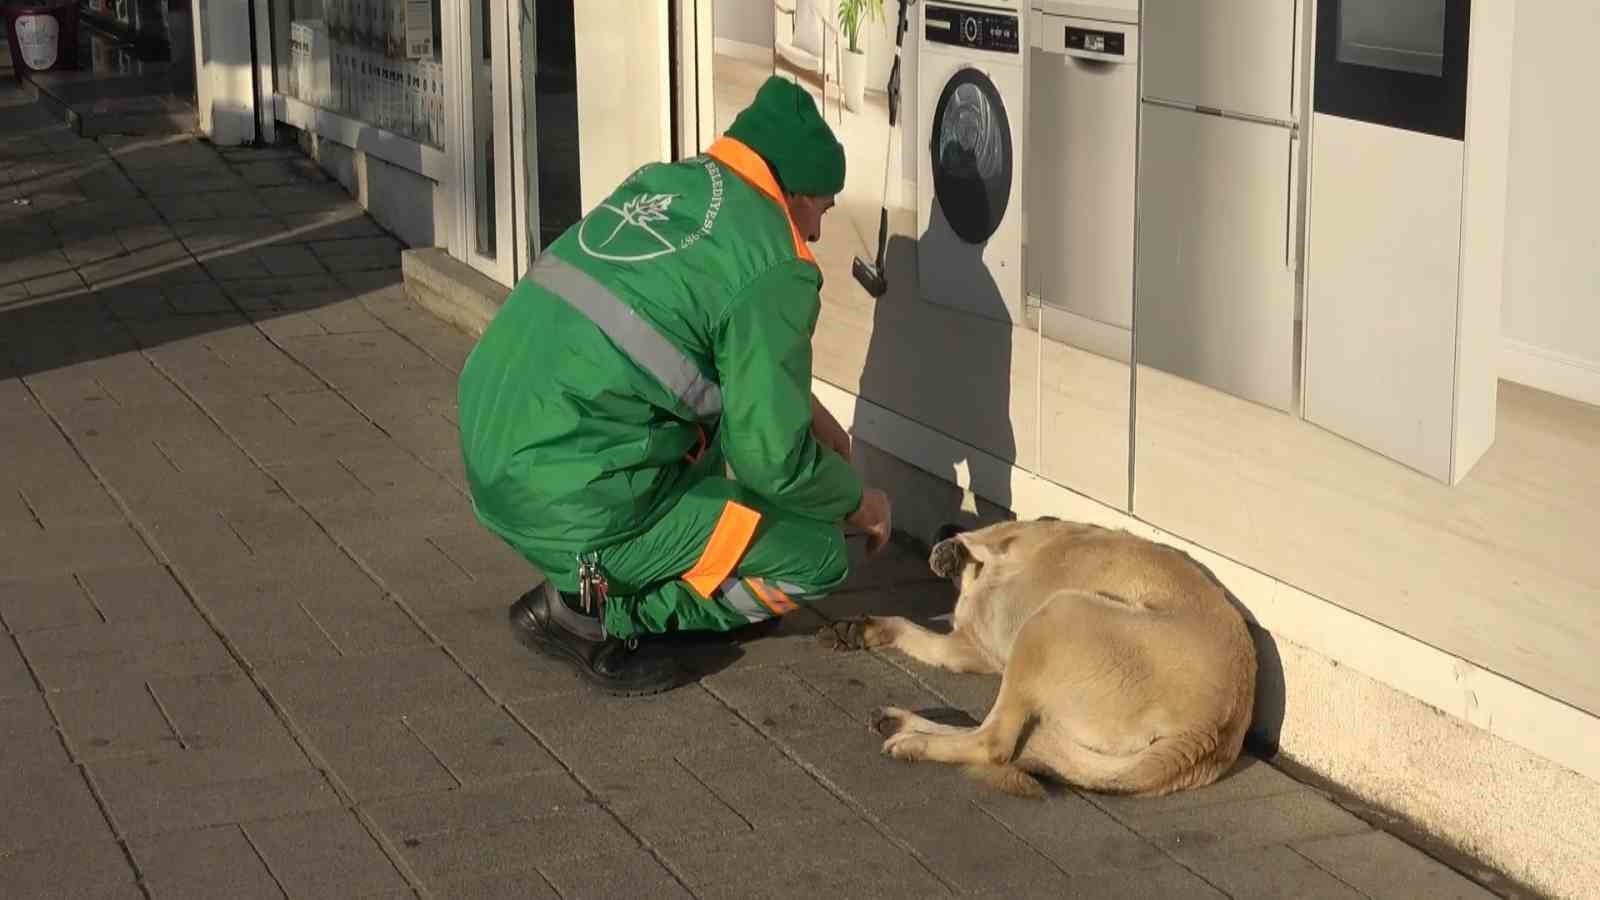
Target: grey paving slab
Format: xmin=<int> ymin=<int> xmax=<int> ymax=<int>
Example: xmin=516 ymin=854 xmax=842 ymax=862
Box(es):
xmin=0 ymin=764 xmax=113 ymax=852
xmin=308 ymin=236 xmax=405 ymax=273
xmin=366 ymin=772 xmax=590 ymax=844
xmin=0 ymin=522 xmax=152 ymax=576
xmin=259 ymin=647 xmax=482 ymax=724
xmin=789 ymin=649 xmax=953 ymax=727
xmin=393 ymin=805 xmax=635 ymax=886
xmin=201 ymin=595 xmax=343 ymax=667
xmin=763 ymin=701 xmax=988 ymax=816
xmin=388 ymin=574 xmax=534 ymax=622
xmin=1295 ymin=830 xmax=1501 ymax=900
xmin=51 ymin=680 xmax=182 ymax=762
xmin=540 ymin=849 xmax=695 ymax=900
xmin=299 ymin=592 xmax=435 ymax=657
xmin=580 ymin=754 xmax=753 ymax=848
xmin=90 ymin=744 xmax=340 ymax=838
xmin=973 ymin=789 xmax=1170 ymax=877
xmin=0 ymin=572 xmax=100 ymax=632
xmin=1007 ymin=858 xmax=1230 ymax=900
xmin=660 ymin=817 xmax=951 ymax=900
xmin=405 ymin=608 xmax=583 ymax=704
xmin=877 ymin=798 xmax=1076 ymax=897
xmin=298 ymin=713 xmax=457 ymax=802
xmin=0 ymin=691 xmax=70 ymax=771
xmin=0 ymin=634 xmax=38 ymax=698
xmin=424 ymin=528 xmax=538 ymax=584
xmin=1186 ymin=843 xmax=1367 ymax=900
xmin=700 ymin=662 xmax=854 ymax=740
xmin=0 ymin=839 xmax=142 ymax=900
xmin=17 ymin=613 xmax=235 ymax=691
xmin=129 ymin=824 xmax=287 ymax=900
xmin=1122 ymin=788 xmax=1374 ymax=869
xmin=245 ymin=808 xmax=411 ymax=899
xmin=512 ymin=685 xmax=756 ymax=767
xmin=268 ymin=388 xmax=365 ymax=428
xmin=151 ymin=669 xmax=297 ymax=752
xmin=77 ymin=564 xmax=197 ymax=623
xmin=402 ymin=700 xmax=563 ymax=786
xmin=262 ymin=459 xmax=372 ymax=505
xmin=14 ymin=476 xmax=123 ymax=531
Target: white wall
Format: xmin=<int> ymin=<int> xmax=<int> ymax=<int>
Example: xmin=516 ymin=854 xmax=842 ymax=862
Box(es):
xmin=1502 ymin=5 xmax=1600 ymax=387
xmin=713 ymin=0 xmax=774 ymax=48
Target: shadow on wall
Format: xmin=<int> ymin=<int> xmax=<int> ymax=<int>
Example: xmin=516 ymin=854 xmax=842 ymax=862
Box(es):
xmin=857 ymin=222 xmax=1015 ymax=535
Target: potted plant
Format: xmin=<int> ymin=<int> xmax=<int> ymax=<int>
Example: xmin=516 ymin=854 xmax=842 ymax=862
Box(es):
xmin=837 ymin=0 xmax=883 ymax=113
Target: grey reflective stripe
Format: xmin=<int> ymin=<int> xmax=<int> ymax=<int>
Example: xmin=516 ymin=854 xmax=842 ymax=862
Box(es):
xmin=776 ymin=580 xmax=825 ymax=601
xmin=533 ymin=255 xmax=723 ymax=419
xmin=717 ymin=578 xmax=773 ymax=624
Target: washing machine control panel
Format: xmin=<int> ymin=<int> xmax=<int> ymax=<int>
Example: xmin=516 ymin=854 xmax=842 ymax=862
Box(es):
xmin=924 ymin=5 xmax=1020 ymax=54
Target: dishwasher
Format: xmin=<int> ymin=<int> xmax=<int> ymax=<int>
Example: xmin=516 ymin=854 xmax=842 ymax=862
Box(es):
xmin=1026 ymin=3 xmax=1140 ymax=363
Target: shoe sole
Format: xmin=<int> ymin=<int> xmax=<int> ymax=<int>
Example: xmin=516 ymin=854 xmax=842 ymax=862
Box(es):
xmin=508 ymin=604 xmax=681 ymax=698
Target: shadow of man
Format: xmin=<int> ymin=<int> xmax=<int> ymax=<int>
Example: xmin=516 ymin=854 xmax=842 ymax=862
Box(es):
xmin=858 ymin=222 xmax=1016 ymax=536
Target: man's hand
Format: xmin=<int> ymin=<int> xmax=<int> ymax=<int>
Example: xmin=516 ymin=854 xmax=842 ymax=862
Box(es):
xmin=811 ymin=395 xmax=852 ymax=462
xmin=848 ymin=488 xmax=893 ymax=555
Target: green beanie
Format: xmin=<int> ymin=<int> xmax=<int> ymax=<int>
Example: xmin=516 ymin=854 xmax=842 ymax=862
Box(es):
xmin=725 ymin=76 xmax=846 ymax=196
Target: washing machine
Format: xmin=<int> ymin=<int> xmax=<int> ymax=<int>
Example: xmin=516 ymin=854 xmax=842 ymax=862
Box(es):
xmin=916 ymin=1 xmax=1028 ymax=326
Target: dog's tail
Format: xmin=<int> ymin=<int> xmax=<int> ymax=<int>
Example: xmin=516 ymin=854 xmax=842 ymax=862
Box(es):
xmin=963 ymin=763 xmax=1047 ymax=800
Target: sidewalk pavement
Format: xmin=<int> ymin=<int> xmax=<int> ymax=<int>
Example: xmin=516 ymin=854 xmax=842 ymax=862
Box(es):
xmin=1 ymin=84 xmax=1510 ymax=899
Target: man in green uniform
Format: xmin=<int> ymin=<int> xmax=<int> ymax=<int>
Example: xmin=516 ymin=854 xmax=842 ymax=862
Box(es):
xmin=457 ymin=77 xmax=894 ymax=696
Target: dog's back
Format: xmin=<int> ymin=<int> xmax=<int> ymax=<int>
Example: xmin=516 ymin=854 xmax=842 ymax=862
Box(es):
xmin=957 ymin=522 xmax=1258 ymax=797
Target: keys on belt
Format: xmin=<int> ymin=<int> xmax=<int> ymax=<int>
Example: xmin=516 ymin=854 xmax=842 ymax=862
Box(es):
xmin=576 ymin=553 xmax=609 ymax=616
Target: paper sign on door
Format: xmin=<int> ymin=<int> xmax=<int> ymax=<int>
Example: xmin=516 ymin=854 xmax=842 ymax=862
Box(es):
xmin=406 ymin=0 xmax=432 ymax=58
xmin=15 ymin=14 xmax=60 ymax=71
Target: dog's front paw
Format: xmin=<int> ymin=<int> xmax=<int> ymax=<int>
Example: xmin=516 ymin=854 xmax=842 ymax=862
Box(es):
xmin=871 ymin=705 xmax=913 ymax=739
xmin=815 ymin=617 xmax=896 ymax=652
xmin=929 ymin=537 xmax=967 ymax=578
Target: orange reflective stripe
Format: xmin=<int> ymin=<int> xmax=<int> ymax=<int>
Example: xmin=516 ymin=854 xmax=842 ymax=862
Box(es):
xmin=747 ymin=578 xmax=798 ymax=615
xmin=683 ymin=501 xmax=763 ymax=600
xmin=705 ymin=137 xmax=818 ymax=267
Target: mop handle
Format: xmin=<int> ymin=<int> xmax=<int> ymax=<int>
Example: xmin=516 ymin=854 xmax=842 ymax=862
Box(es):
xmin=874 ymin=0 xmax=915 ymax=270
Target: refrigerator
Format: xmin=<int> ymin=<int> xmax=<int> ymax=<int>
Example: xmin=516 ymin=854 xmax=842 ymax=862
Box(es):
xmin=1132 ymin=0 xmax=1304 ymax=413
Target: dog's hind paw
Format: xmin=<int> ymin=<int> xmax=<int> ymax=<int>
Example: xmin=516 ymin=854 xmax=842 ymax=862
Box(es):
xmin=928 ymin=537 xmax=967 ymax=578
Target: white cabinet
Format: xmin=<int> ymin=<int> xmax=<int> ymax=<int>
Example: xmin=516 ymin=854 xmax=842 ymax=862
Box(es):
xmin=1134 ymin=102 xmax=1298 ymax=413
xmin=1301 ymin=0 xmax=1516 ymax=484
xmin=1302 ymin=115 xmax=1464 ymax=480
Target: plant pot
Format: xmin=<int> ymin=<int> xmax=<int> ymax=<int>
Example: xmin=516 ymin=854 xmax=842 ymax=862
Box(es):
xmin=842 ymin=46 xmax=867 ymax=113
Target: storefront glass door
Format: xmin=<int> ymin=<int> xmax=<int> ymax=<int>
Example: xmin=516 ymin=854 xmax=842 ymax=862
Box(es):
xmin=449 ymin=0 xmax=518 ymax=285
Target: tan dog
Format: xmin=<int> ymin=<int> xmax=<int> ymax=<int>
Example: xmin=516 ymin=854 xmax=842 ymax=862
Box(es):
xmin=823 ymin=519 xmax=1257 ymax=799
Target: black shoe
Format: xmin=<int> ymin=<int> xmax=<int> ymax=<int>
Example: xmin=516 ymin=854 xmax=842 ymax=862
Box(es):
xmin=508 ymin=583 xmax=682 ymax=697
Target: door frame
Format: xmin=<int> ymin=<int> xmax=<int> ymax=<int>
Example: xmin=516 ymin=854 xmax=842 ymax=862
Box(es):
xmin=446 ymin=0 xmax=521 ymax=286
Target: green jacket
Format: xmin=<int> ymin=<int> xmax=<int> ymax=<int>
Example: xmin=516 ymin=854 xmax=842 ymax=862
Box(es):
xmin=457 ymin=137 xmax=863 ymax=562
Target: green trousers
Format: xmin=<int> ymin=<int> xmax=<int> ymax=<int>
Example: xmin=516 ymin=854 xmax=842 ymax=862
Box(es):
xmin=514 ymin=473 xmax=850 ymax=640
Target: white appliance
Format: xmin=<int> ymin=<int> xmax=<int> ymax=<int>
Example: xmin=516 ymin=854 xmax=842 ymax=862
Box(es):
xmin=1026 ymin=0 xmax=1139 ymax=362
xmin=1301 ymin=0 xmax=1514 ymax=484
xmin=1133 ymin=0 xmax=1305 ymax=413
xmin=916 ymin=1 xmax=1028 ymax=325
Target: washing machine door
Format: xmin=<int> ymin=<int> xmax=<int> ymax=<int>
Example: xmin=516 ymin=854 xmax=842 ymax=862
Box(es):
xmin=929 ymin=66 xmax=1014 ymax=246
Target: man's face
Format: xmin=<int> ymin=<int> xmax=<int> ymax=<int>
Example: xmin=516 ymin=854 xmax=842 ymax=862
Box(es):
xmin=786 ymin=193 xmax=836 ymax=243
